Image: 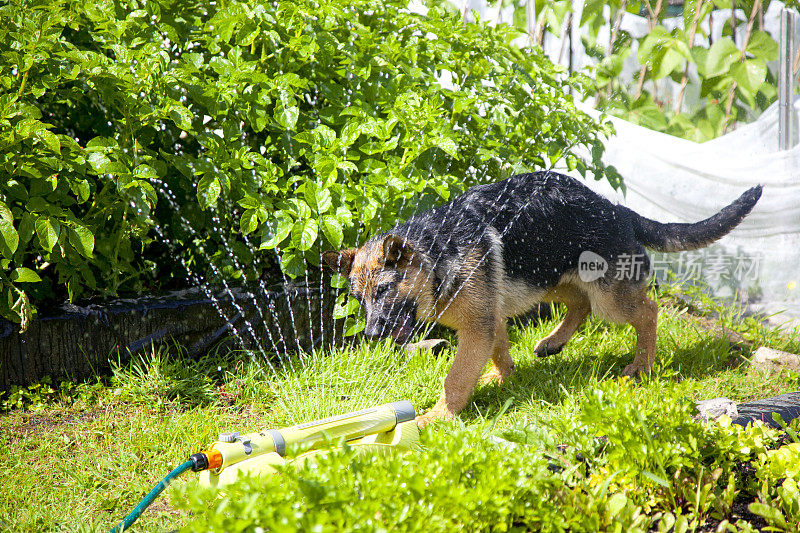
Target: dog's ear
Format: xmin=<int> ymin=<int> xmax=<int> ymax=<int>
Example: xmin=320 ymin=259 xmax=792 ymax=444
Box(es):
xmin=322 ymin=249 xmax=357 ymax=276
xmin=382 ymin=234 xmax=416 ymax=268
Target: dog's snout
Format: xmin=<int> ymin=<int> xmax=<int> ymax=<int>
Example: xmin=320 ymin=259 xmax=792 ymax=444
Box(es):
xmin=363 ymin=319 xmax=387 ymax=340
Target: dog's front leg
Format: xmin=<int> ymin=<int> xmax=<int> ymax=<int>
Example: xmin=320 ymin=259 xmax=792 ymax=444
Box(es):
xmin=416 ymin=328 xmax=495 ymax=427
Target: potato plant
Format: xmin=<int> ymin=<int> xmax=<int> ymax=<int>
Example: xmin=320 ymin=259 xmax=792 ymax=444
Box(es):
xmin=0 ymin=0 xmax=619 ymax=328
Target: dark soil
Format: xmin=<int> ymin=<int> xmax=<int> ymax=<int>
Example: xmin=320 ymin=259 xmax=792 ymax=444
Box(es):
xmin=1 ymin=407 xmax=106 ymax=438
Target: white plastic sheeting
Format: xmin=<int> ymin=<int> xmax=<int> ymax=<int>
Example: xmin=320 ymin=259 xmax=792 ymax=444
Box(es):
xmin=576 ymin=100 xmax=800 ymax=331
xmin=432 ymin=1 xmax=800 ymax=328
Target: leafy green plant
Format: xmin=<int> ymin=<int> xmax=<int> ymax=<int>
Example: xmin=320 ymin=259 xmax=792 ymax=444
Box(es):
xmin=171 ymin=377 xmax=788 ymax=532
xmin=0 ymin=375 xmax=105 ymax=411
xmin=597 ymin=0 xmax=780 ymax=141
xmin=502 ymin=0 xmax=790 ymax=142
xmin=751 ymin=440 xmax=800 ymax=530
xmin=177 ymin=425 xmax=649 ymax=533
xmin=0 ymin=0 xmax=619 ymax=329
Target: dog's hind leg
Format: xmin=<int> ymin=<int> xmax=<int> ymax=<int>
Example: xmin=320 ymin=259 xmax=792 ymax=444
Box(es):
xmin=479 ymin=320 xmax=514 ymax=385
xmin=620 ymin=287 xmax=658 ymax=377
xmin=534 ymin=284 xmax=591 ymax=357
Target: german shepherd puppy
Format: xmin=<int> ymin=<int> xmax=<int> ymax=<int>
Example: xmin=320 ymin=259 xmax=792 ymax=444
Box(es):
xmin=322 ymin=171 xmax=762 ymax=426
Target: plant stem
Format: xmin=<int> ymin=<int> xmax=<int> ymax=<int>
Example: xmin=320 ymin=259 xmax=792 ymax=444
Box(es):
xmin=596 ymin=0 xmax=628 ymax=104
xmin=112 ymin=203 xmax=129 ymax=293
xmin=675 ymin=0 xmax=705 ymax=114
xmin=17 ymin=69 xmax=30 ymax=97
xmin=493 ymin=0 xmax=503 ymax=26
xmin=535 ymin=10 xmax=546 ymax=46
xmin=558 ymin=12 xmax=572 ymax=65
xmin=794 ymin=37 xmax=800 ymax=75
xmin=635 ymin=0 xmax=663 ymax=100
xmin=607 ymin=0 xmax=628 ymax=58
xmin=723 ymin=0 xmax=761 ymax=133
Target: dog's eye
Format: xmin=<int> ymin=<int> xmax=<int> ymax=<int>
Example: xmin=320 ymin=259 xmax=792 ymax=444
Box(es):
xmin=375 ymin=284 xmax=392 ymax=299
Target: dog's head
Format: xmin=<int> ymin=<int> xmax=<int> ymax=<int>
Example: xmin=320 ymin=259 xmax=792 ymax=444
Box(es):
xmin=322 ymin=234 xmax=432 ymax=344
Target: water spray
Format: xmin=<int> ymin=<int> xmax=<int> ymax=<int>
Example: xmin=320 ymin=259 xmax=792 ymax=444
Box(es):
xmin=110 ymin=401 xmax=419 ymax=532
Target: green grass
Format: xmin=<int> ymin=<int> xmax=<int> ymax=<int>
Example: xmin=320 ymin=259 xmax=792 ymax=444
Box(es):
xmin=1 ymin=287 xmax=799 ymax=532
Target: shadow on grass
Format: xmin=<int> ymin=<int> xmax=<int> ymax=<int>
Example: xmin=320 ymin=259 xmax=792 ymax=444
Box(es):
xmin=460 ymin=335 xmax=747 ymax=424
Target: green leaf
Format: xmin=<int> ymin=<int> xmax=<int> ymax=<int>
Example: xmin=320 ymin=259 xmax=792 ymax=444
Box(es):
xmin=35 ymin=217 xmax=59 ymax=253
xmin=197 ymin=175 xmax=221 ymax=208
xmin=606 ymin=492 xmax=627 ymax=518
xmin=261 ymin=214 xmax=293 ymax=249
xmin=71 ymin=179 xmax=91 ymax=203
xmin=275 ymin=102 xmax=299 ymax=129
xmin=334 ymin=294 xmax=361 ymax=319
xmin=36 ymin=130 xmax=60 ymax=155
xmin=653 ymin=48 xmax=686 ymax=80
xmin=341 ymin=121 xmax=361 ymax=146
xmin=0 ymin=219 xmax=19 ymax=257
xmin=748 ymin=502 xmax=788 ymax=528
xmin=86 ymin=136 xmax=117 ymax=151
xmin=87 ymin=152 xmax=111 ymax=174
xmin=313 ymin=156 xmax=337 ymax=182
xmin=731 ymin=59 xmax=767 ymax=94
xmin=334 ymin=205 xmax=353 ymax=227
xmin=14 ymin=118 xmax=47 ymax=139
xmin=637 ymin=26 xmax=671 ymax=63
xmin=169 ymin=103 xmax=193 ymax=130
xmin=11 ymin=268 xmax=41 ymax=283
xmin=279 ymin=249 xmax=305 ymax=278
xmin=0 ymin=201 xmax=12 ymax=222
xmin=240 ymin=209 xmax=258 ymax=235
xmin=312 ymin=124 xmax=336 ymax=148
xmin=705 ymin=38 xmax=740 ymax=78
xmin=291 ymin=218 xmax=318 ymax=251
xmin=330 ymin=273 xmax=348 ymax=289
xmin=641 ymin=470 xmax=669 ymax=488
xmin=68 ymin=226 xmax=95 ymax=258
xmin=321 ymin=214 xmax=343 ymax=248
xmin=432 ymin=135 xmax=459 ymax=158
xmin=18 ymin=213 xmax=35 ymax=246
xmin=746 ymin=31 xmax=779 ymax=62
xmin=343 ymin=315 xmax=365 ymax=336
xmin=305 ymin=182 xmax=332 ymax=214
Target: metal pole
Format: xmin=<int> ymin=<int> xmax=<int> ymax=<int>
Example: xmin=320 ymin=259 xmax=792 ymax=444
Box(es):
xmin=779 ymin=8 xmax=795 ymax=150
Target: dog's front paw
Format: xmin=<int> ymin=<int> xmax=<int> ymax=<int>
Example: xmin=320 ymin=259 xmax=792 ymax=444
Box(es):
xmin=621 ymin=362 xmax=650 ymax=378
xmin=478 ymin=369 xmax=504 ymax=385
xmin=415 ymin=405 xmax=455 ymax=428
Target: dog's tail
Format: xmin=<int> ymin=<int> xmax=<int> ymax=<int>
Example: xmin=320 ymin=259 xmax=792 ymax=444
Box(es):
xmin=621 ymin=185 xmax=762 ymax=253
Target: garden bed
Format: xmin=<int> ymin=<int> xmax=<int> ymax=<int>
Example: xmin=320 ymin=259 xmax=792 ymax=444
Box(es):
xmin=0 ymin=283 xmax=341 ymax=390
xmin=2 ymin=287 xmax=799 ymax=531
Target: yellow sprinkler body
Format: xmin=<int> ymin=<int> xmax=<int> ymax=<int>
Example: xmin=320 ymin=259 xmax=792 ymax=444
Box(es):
xmin=196 ymin=401 xmax=419 ymax=487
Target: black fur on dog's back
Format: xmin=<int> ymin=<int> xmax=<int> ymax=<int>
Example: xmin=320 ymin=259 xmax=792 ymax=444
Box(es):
xmin=391 ymin=172 xmax=761 ymax=297
xmin=393 ymin=172 xmax=637 ymax=294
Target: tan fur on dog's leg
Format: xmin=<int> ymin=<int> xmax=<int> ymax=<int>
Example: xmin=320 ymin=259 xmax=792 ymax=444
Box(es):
xmin=534 ymin=285 xmax=590 ymax=357
xmin=479 ymin=321 xmax=514 ymax=385
xmin=417 ymin=329 xmax=495 ymax=427
xmin=621 ymin=293 xmax=658 ymax=377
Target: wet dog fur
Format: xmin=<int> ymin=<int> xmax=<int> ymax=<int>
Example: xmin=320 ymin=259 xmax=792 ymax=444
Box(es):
xmin=322 ymin=171 xmax=762 ymax=426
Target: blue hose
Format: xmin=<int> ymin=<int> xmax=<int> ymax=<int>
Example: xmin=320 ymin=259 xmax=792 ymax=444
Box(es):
xmin=109 ymin=460 xmax=194 ymax=532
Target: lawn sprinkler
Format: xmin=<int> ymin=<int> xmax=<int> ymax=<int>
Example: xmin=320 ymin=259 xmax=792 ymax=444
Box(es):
xmin=194 ymin=400 xmax=419 ymax=487
xmin=110 ymin=401 xmax=419 ymax=532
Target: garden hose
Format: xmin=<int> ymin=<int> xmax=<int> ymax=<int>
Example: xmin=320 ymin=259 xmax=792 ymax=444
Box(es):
xmin=108 ymin=459 xmax=195 ymax=533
